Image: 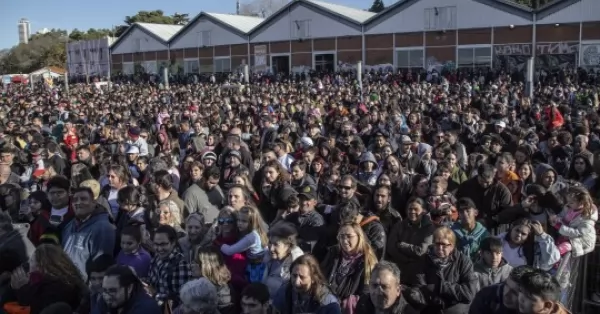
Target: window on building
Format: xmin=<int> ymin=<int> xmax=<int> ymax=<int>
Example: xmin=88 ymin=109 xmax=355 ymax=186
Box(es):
xmin=457 ymin=46 xmax=492 ymax=69
xmin=199 ymin=31 xmax=211 ymax=46
xmin=184 ymin=59 xmax=199 ymax=74
xmin=134 ymin=39 xmax=142 ymax=52
xmin=214 ymin=58 xmax=231 ymax=73
xmin=424 ymin=6 xmax=457 ymax=30
xmin=291 ymin=20 xmax=311 ymax=39
xmin=123 ymin=62 xmax=134 ymax=75
xmin=396 ymin=49 xmax=424 ymax=69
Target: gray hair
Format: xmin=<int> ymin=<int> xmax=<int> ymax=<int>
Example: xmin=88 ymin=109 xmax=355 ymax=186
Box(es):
xmin=371 ymin=261 xmax=401 ymax=284
xmin=179 ymin=278 xmax=218 ymax=312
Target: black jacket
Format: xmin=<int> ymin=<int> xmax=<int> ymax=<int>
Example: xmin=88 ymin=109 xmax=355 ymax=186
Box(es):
xmin=17 ymin=275 xmax=84 ymax=314
xmin=417 ymin=248 xmax=478 ymax=314
xmin=386 ymin=215 xmax=436 ymax=286
xmin=456 ymin=177 xmax=512 ymax=228
xmin=469 ymin=283 xmax=519 ymax=314
xmin=355 ymin=291 xmax=422 ymax=314
xmin=320 ymin=245 xmax=368 ymax=300
xmin=360 ymin=213 xmax=386 ymax=259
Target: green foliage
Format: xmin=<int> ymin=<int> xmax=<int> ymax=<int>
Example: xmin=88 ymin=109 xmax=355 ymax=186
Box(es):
xmin=369 ymin=0 xmax=385 ymax=13
xmin=114 ymin=10 xmax=190 ymax=37
xmin=0 ymin=30 xmax=67 ymax=74
xmin=69 ymin=28 xmax=114 ymax=41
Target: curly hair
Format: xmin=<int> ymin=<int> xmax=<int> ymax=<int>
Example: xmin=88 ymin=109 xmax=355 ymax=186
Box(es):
xmin=33 ymin=244 xmax=87 ymax=292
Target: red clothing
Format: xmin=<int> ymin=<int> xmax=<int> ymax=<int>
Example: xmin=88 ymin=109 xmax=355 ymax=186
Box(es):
xmin=63 ymin=133 xmax=79 ymax=161
xmin=214 ymin=236 xmax=248 ymax=291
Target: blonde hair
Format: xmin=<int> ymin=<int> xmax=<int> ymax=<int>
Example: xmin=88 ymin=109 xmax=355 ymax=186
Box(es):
xmin=337 ymin=223 xmax=378 ymax=284
xmin=433 ymin=226 xmax=457 ymax=246
xmin=158 ymin=200 xmax=182 ymax=227
xmin=238 ymin=206 xmax=268 ymax=248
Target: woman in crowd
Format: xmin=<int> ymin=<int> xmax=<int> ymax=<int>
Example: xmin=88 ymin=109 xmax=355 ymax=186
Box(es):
xmin=179 ymin=213 xmax=210 ymax=263
xmin=259 ymin=160 xmax=296 ymax=223
xmin=191 ymin=247 xmax=237 ymax=314
xmin=11 ymin=244 xmax=87 ymax=314
xmin=102 ymin=164 xmax=131 ymax=219
xmin=262 ymin=222 xmax=304 ymax=297
xmin=386 ymin=197 xmax=436 ymax=286
xmin=417 ymin=226 xmax=478 ymax=314
xmin=498 ymin=217 xmax=561 ymax=271
xmin=213 ymin=207 xmax=247 ymax=291
xmin=273 ymin=254 xmax=341 ymax=314
xmin=321 ymin=223 xmax=378 ymax=313
xmin=157 ymin=199 xmax=185 ymax=237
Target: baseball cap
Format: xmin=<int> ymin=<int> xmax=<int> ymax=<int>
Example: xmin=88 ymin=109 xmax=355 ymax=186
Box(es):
xmin=126 ymin=146 xmax=140 ymax=154
xmin=298 ymin=185 xmax=317 ymax=200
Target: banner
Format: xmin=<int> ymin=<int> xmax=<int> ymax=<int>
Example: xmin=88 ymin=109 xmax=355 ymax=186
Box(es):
xmin=581 ymin=44 xmax=600 ymax=68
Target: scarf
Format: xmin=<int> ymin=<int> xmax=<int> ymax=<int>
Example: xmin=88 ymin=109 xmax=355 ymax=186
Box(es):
xmin=337 ymin=250 xmax=363 ymax=278
xmin=428 ymin=247 xmax=451 ymax=268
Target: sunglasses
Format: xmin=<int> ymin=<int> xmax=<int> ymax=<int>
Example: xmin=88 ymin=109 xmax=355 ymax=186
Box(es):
xmin=218 ymin=218 xmax=235 ymax=225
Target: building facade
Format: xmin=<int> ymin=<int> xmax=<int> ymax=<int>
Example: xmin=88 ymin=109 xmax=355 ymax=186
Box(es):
xmin=18 ymin=18 xmax=31 ymax=45
xmin=110 ymin=0 xmax=600 ymax=74
xmin=67 ymin=37 xmax=116 ymax=78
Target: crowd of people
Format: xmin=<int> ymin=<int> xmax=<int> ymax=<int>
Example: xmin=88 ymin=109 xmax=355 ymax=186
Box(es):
xmin=0 ymin=66 xmax=598 ymax=314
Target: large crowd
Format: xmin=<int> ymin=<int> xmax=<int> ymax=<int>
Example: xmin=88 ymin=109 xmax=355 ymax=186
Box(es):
xmin=0 ymin=66 xmax=599 ymax=314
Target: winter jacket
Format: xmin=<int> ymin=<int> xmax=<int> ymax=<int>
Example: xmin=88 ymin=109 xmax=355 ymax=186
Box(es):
xmin=555 ymin=206 xmax=598 ymax=257
xmin=356 ymin=152 xmax=379 ymax=186
xmin=360 ymin=213 xmax=386 ymax=259
xmin=373 ymin=203 xmax=402 ymax=235
xmin=497 ymin=232 xmax=560 ymax=271
xmin=416 ymin=248 xmax=478 ymax=314
xmin=182 ymin=183 xmax=220 ymax=223
xmin=16 ymin=274 xmax=84 ymax=314
xmin=355 ymin=290 xmax=422 ymax=314
xmin=456 ymin=177 xmax=512 ymax=228
xmin=535 ymin=163 xmax=568 ymax=194
xmin=262 ymin=246 xmax=304 ymax=297
xmin=273 ymin=283 xmax=341 ymax=314
xmin=0 ymin=223 xmax=36 ymax=265
xmin=451 ymin=222 xmax=490 ymax=260
xmin=468 ymin=283 xmax=518 ymax=314
xmin=320 ymin=245 xmax=368 ymax=301
xmin=473 ymin=258 xmax=513 ymax=289
xmin=386 ymin=215 xmax=436 ymax=286
xmin=92 ymin=288 xmax=161 ymax=314
xmin=62 ymin=210 xmax=116 ymax=280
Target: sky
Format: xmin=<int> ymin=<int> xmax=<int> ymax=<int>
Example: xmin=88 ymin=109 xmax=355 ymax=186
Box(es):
xmin=0 ymin=0 xmax=388 ymax=49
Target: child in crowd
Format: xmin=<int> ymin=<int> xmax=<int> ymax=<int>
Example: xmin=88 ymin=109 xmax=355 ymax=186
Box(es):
xmin=220 ymin=206 xmax=268 ymax=283
xmin=116 ymin=225 xmax=152 ymax=278
xmin=451 ymin=197 xmax=490 ymax=260
xmin=474 ymin=237 xmax=513 ymax=289
xmin=550 ymin=186 xmax=598 ymax=258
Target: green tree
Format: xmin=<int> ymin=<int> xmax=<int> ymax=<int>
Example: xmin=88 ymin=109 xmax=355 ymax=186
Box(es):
xmin=114 ymin=10 xmax=191 ymax=37
xmin=69 ymin=29 xmax=86 ymax=41
xmin=0 ymin=30 xmax=67 ymax=73
xmin=369 ymin=0 xmax=385 ymax=13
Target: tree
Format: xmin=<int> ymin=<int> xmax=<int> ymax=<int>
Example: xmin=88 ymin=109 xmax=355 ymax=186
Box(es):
xmin=238 ymin=0 xmax=288 ymax=17
xmin=114 ymin=10 xmax=191 ymax=37
xmin=0 ymin=30 xmax=67 ymax=74
xmin=369 ymin=0 xmax=385 ymax=13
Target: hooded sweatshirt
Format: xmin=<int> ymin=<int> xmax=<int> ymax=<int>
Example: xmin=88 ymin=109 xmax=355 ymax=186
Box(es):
xmin=451 ymin=221 xmax=490 ymax=260
xmin=535 ymin=163 xmax=567 ymax=194
xmin=473 ymin=258 xmax=513 ymax=289
xmin=356 ymin=151 xmax=379 ymax=186
xmin=62 ymin=210 xmax=116 ymax=280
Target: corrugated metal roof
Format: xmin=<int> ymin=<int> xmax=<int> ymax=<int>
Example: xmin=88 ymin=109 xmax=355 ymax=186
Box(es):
xmin=305 ymin=0 xmax=376 ymax=23
xmin=205 ymin=13 xmax=264 ymax=33
xmin=136 ymin=23 xmax=184 ymax=42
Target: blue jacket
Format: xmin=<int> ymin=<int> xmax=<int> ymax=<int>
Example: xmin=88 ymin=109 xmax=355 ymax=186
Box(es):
xmin=62 ymin=210 xmax=115 ymax=280
xmin=92 ymin=289 xmax=161 ymax=314
xmin=452 ymin=221 xmax=490 ymax=260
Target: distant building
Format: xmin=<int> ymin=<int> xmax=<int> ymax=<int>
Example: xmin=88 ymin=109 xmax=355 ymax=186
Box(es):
xmin=67 ymin=37 xmax=116 ymax=78
xmin=18 ymin=18 xmax=31 ymax=44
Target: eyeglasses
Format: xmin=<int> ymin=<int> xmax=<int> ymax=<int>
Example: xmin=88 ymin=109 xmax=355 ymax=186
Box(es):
xmin=434 ymin=242 xmax=452 ymax=248
xmin=218 ymin=218 xmax=235 ymax=225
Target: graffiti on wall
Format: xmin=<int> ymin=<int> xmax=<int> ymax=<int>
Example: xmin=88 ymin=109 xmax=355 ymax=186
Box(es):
xmin=581 ymin=44 xmax=600 ymax=68
xmin=536 ymin=42 xmax=578 ymax=55
xmin=494 ymin=44 xmax=532 ymax=56
xmin=337 ymin=61 xmax=394 ymax=73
